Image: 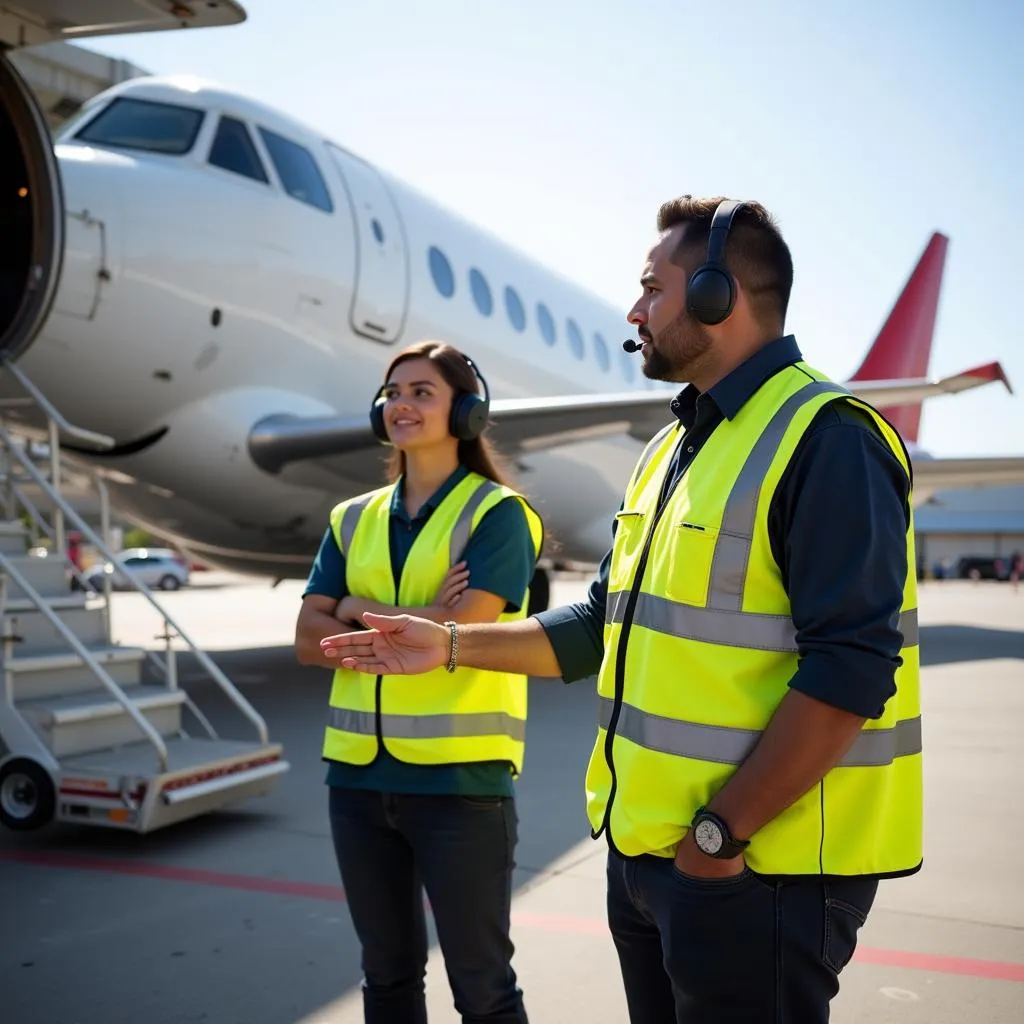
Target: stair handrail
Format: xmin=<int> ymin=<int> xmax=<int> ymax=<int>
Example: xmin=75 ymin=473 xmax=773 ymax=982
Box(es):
xmin=0 ymin=360 xmax=115 ymax=450
xmin=0 ymin=424 xmax=270 ymax=745
xmin=11 ymin=480 xmax=218 ymax=742
xmin=0 ymin=550 xmax=169 ymax=771
xmin=9 ymin=482 xmax=99 ymax=594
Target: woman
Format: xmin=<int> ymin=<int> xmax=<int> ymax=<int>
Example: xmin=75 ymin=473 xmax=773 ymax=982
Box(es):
xmin=295 ymin=341 xmax=543 ymax=1024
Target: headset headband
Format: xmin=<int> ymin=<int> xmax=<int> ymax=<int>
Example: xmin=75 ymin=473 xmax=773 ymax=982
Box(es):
xmin=705 ymin=199 xmax=747 ymax=266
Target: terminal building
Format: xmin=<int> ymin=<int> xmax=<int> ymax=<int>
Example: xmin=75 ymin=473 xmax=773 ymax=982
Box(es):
xmin=915 ymin=484 xmax=1024 ymax=579
xmin=9 ymin=41 xmax=1024 ymax=579
xmin=8 ymin=40 xmax=148 ymax=130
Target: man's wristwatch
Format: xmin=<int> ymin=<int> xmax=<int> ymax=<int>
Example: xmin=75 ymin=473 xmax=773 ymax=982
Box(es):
xmin=690 ymin=807 xmax=750 ymax=859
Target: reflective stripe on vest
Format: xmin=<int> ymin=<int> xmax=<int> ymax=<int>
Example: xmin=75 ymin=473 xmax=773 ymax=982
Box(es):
xmin=706 ymin=380 xmax=845 ymax=610
xmin=328 ymin=707 xmax=527 ymax=743
xmin=605 ymin=590 xmax=920 ymax=651
xmin=339 ymin=480 xmax=501 ymax=567
xmin=598 ymin=696 xmax=922 ymax=768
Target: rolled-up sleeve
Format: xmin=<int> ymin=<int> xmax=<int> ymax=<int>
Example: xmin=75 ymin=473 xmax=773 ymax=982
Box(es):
xmin=771 ymin=403 xmax=912 ymax=719
xmin=534 ymin=547 xmax=610 ymax=683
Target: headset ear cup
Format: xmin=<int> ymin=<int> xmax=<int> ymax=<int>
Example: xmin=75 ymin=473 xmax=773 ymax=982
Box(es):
xmin=369 ymin=394 xmax=390 ymax=444
xmin=687 ymin=266 xmax=736 ymax=325
xmin=450 ymin=393 xmax=488 ymax=441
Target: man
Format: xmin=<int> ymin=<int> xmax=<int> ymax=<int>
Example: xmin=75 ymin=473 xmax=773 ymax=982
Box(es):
xmin=320 ymin=196 xmax=923 ymax=1023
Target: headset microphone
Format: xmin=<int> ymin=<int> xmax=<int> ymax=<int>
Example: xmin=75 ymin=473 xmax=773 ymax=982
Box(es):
xmin=622 ymin=339 xmax=642 ymax=353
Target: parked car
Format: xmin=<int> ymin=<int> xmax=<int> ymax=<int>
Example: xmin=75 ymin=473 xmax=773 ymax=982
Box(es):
xmin=79 ymin=548 xmax=191 ymax=592
xmin=954 ymin=555 xmax=1010 ymax=581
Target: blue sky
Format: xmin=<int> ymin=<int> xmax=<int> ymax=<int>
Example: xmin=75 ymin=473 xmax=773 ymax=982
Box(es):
xmin=84 ymin=0 xmax=1023 ymax=457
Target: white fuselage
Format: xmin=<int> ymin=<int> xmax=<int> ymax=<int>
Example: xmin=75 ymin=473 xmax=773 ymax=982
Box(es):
xmin=5 ymin=75 xmax=671 ymax=576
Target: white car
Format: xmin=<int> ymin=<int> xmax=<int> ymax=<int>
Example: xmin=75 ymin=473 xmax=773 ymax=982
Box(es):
xmin=80 ymin=548 xmax=191 ymax=592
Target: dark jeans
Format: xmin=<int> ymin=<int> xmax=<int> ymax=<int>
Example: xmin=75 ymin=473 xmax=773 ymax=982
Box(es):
xmin=606 ymin=849 xmax=877 ymax=1024
xmin=328 ymin=787 xmax=528 ymax=1024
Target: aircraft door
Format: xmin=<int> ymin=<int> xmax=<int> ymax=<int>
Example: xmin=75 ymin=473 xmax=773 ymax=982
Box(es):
xmin=327 ymin=144 xmax=409 ymax=344
xmin=51 ymin=210 xmax=106 ymax=320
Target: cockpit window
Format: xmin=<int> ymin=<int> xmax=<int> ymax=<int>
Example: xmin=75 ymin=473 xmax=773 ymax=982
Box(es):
xmin=257 ymin=127 xmax=333 ymax=213
xmin=75 ymin=97 xmax=204 ymax=155
xmin=208 ymin=116 xmax=269 ymax=183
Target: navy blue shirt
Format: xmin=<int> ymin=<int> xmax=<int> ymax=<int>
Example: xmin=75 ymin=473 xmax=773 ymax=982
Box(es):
xmin=304 ymin=465 xmax=538 ymax=796
xmin=535 ymin=335 xmax=911 ymax=720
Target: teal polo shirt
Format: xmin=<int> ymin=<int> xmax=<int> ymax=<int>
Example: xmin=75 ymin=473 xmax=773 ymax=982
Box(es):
xmin=303 ymin=465 xmax=538 ymax=796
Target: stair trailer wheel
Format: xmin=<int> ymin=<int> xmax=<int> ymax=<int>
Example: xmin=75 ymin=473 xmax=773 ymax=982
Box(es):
xmin=0 ymin=756 xmax=57 ymax=831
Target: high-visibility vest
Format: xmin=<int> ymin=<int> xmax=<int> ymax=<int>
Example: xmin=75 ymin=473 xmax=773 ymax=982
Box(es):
xmin=586 ymin=363 xmax=922 ymax=876
xmin=321 ymin=471 xmax=544 ymax=774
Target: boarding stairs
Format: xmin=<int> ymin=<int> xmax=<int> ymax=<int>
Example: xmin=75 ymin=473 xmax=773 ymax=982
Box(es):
xmin=0 ymin=361 xmax=289 ymax=833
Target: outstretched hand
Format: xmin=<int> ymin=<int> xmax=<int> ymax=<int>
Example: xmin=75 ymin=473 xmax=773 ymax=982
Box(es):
xmin=320 ymin=613 xmax=450 ymax=676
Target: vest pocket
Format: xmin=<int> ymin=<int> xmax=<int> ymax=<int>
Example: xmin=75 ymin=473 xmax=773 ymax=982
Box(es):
xmin=609 ymin=510 xmax=648 ymax=591
xmin=660 ymin=520 xmax=721 ymax=608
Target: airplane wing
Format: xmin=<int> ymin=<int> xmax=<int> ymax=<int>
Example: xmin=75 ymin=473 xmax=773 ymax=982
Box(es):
xmin=248 ymin=361 xmax=1014 ymax=474
xmin=247 ymin=390 xmax=674 ymax=473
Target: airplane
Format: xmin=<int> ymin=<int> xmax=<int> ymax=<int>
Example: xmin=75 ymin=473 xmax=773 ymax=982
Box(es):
xmin=1 ymin=2 xmax=1022 ymax=616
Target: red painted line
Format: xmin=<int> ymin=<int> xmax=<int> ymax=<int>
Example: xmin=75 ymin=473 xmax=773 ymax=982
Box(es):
xmin=4 ymin=848 xmax=1023 ymax=983
xmin=855 ymin=945 xmax=1024 ymax=983
xmin=0 ymin=848 xmax=346 ymax=902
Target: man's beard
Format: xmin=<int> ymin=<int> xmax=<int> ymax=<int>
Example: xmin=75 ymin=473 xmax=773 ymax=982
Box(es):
xmin=642 ymin=308 xmax=714 ymax=383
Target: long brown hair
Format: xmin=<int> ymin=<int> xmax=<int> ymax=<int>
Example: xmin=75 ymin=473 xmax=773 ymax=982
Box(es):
xmin=382 ymin=341 xmax=516 ymax=488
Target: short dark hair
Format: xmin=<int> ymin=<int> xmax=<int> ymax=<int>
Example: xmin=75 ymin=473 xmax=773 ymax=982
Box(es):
xmin=656 ymin=195 xmax=793 ymax=329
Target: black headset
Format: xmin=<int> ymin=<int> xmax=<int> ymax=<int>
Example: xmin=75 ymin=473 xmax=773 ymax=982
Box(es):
xmin=685 ymin=198 xmax=748 ymax=326
xmin=369 ymin=351 xmax=491 ymax=444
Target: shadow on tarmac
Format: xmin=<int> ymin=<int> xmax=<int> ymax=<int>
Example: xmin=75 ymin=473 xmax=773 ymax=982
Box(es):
xmin=919 ymin=624 xmax=1024 ymax=666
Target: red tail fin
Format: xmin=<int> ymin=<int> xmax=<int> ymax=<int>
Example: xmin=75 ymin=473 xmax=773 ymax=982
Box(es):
xmin=851 ymin=232 xmax=949 ymax=444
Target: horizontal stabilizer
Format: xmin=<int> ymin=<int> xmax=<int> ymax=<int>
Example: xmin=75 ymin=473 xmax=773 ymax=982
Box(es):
xmin=851 ymin=361 xmax=1013 ymax=409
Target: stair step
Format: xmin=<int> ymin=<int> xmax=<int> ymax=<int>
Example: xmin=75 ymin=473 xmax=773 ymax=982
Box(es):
xmin=18 ymin=683 xmax=186 ymax=723
xmin=18 ymin=683 xmax=185 ymax=757
xmin=6 ymin=593 xmax=89 ymax=614
xmin=3 ymin=603 xmax=107 ymax=656
xmin=57 ymin=736 xmax=289 ymax=832
xmin=0 ymin=520 xmax=28 ymax=556
xmin=1 ymin=554 xmax=71 ymax=600
xmin=6 ymin=644 xmax=148 ymax=699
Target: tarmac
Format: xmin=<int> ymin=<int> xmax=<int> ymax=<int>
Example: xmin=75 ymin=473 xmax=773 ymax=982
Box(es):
xmin=1 ymin=572 xmax=1022 ymax=1023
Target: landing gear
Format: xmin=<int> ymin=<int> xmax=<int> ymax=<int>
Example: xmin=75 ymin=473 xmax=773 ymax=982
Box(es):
xmin=527 ymin=568 xmax=550 ymax=616
xmin=0 ymin=757 xmax=56 ymax=831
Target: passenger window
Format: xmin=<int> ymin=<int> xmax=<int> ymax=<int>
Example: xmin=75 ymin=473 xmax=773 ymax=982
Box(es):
xmin=505 ymin=286 xmax=528 ymax=329
xmin=469 ymin=268 xmax=493 ymax=316
xmin=429 ymin=247 xmax=455 ymax=298
xmin=75 ymin=97 xmax=204 ymax=155
xmin=593 ymin=332 xmax=610 ymax=372
xmin=504 ymin=286 xmax=526 ymax=332
xmin=537 ymin=303 xmax=556 ymax=346
xmin=257 ymin=127 xmax=333 ymax=212
xmin=566 ymin=318 xmax=585 ymax=360
xmin=208 ymin=116 xmax=269 ymax=183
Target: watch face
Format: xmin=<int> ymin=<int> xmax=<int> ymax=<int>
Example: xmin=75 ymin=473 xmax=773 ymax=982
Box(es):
xmin=694 ymin=818 xmax=724 ymax=855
